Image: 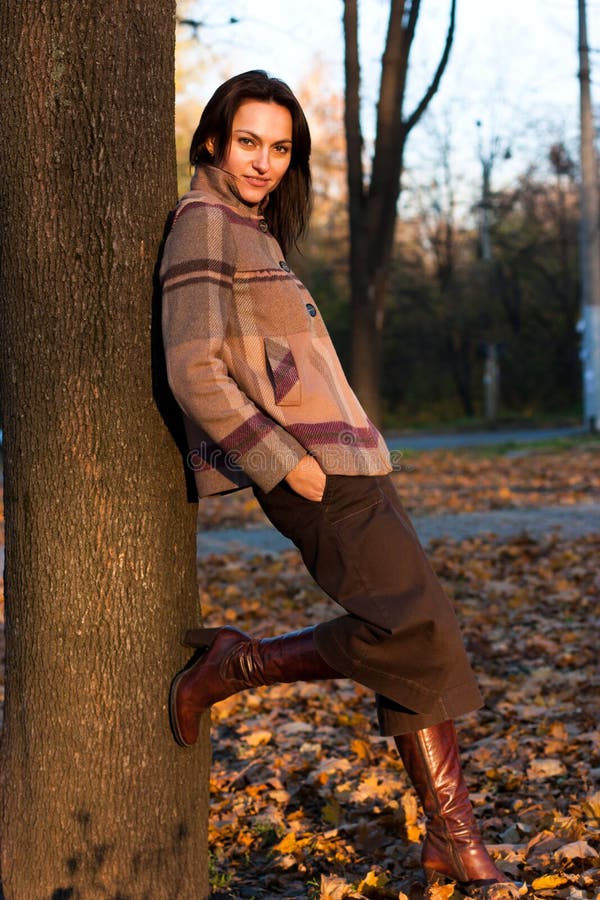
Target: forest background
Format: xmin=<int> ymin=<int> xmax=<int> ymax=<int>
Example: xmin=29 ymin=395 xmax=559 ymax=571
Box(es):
xmin=175 ymin=0 xmax=599 ymax=427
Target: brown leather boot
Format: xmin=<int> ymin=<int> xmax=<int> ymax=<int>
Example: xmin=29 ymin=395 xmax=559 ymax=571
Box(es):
xmin=395 ymin=720 xmax=520 ymax=896
xmin=170 ymin=625 xmax=339 ymax=747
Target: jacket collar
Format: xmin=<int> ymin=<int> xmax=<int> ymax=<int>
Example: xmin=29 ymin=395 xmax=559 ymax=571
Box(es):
xmin=189 ymin=165 xmax=267 ymax=218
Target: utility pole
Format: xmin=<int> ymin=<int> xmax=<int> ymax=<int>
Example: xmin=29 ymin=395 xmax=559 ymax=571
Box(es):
xmin=476 ymin=121 xmax=507 ymax=423
xmin=578 ymin=0 xmax=600 ymax=431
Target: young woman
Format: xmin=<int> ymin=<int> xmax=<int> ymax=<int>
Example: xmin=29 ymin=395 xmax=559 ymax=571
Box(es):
xmin=161 ymin=70 xmax=519 ymax=897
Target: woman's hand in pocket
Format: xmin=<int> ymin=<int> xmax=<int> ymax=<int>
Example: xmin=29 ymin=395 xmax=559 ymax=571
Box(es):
xmin=285 ymin=455 xmax=326 ymax=501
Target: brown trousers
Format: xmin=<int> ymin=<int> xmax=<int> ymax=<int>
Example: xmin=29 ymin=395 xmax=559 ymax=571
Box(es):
xmin=253 ymin=473 xmax=483 ymax=736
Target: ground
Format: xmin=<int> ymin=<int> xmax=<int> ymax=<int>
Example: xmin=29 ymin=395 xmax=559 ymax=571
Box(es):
xmin=1 ymin=436 xmax=599 ymax=898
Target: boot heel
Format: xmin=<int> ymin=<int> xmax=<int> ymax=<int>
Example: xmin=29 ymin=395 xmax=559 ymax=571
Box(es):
xmin=181 ymin=627 xmax=221 ymax=648
xmin=424 ymin=868 xmax=449 ymax=886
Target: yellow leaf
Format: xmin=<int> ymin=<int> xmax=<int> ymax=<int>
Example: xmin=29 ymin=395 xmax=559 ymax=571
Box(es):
xmin=244 ymin=729 xmax=272 ymax=746
xmin=401 ymin=791 xmax=418 ymax=826
xmin=582 ymin=791 xmax=600 ymax=819
xmin=406 ymin=823 xmax=423 ymax=842
xmin=426 ymin=883 xmax=455 ymax=899
xmin=531 ymin=874 xmax=568 ymax=890
xmin=357 ymin=869 xmax=389 ymax=892
xmin=273 ymin=832 xmax=297 ymax=855
xmin=350 ymin=738 xmax=372 ymax=760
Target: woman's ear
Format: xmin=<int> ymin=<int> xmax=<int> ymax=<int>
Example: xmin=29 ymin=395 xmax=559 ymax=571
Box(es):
xmin=205 ymin=137 xmax=215 ymax=156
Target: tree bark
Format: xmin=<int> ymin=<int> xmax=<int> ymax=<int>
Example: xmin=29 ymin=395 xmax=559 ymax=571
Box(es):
xmin=0 ymin=3 xmax=209 ymax=897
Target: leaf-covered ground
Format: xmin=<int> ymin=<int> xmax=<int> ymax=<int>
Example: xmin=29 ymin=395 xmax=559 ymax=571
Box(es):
xmin=199 ymin=530 xmax=600 ymax=899
xmin=1 ymin=441 xmax=599 ymax=898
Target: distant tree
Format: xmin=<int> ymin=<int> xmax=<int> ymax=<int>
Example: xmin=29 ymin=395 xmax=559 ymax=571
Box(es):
xmin=417 ymin=121 xmax=478 ymax=417
xmin=0 ymin=3 xmax=209 ymax=896
xmin=292 ymin=74 xmax=352 ymax=363
xmin=378 ymin=136 xmax=581 ymax=422
xmin=491 ymin=147 xmax=581 ymax=411
xmin=343 ymin=0 xmax=457 ymax=423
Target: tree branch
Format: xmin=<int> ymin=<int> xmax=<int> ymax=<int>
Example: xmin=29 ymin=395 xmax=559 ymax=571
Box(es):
xmin=373 ymin=0 xmax=408 ymax=159
xmin=404 ymin=0 xmax=420 ymax=48
xmin=403 ymin=0 xmax=456 ymax=136
xmin=176 ymin=16 xmax=239 ymax=34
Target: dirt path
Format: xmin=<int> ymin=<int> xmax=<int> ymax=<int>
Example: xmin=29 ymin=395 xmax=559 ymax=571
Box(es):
xmin=196 ymin=501 xmax=600 ymax=558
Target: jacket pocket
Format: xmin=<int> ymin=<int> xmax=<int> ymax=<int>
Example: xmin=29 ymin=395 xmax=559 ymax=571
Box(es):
xmin=264 ymin=336 xmax=302 ymax=406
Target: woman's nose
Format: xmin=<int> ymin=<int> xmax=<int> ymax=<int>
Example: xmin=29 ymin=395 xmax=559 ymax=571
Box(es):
xmin=252 ymin=148 xmax=269 ymax=173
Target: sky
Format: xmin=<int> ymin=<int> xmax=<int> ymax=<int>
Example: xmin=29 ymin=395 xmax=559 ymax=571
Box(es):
xmin=177 ymin=0 xmax=600 ymax=208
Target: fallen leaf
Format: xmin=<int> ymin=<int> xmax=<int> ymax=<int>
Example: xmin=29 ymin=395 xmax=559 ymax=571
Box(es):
xmin=357 ymin=869 xmax=389 ymax=892
xmin=273 ymin=832 xmax=298 ymax=855
xmin=582 ymin=791 xmax=600 ymax=819
xmin=351 ymin=738 xmax=372 ymax=760
xmin=554 ymin=840 xmax=599 ymax=860
xmin=526 ymin=758 xmax=567 ymax=780
xmin=425 ymin=883 xmax=455 ymax=899
xmin=531 ymin=874 xmax=568 ymax=890
xmin=244 ymin=729 xmax=272 ymax=746
xmin=322 ymin=797 xmax=342 ymax=826
xmin=320 ymin=874 xmax=353 ymax=899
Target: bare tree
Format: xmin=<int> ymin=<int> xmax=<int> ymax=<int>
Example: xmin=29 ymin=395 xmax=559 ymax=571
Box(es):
xmin=420 ymin=121 xmax=477 ymax=417
xmin=0 ymin=3 xmax=209 ymax=896
xmin=344 ymin=0 xmax=457 ymax=423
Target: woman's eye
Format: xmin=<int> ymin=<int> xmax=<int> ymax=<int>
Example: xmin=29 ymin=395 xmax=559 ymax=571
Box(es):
xmin=274 ymin=145 xmax=290 ymax=154
xmin=239 ymin=137 xmax=254 ymax=147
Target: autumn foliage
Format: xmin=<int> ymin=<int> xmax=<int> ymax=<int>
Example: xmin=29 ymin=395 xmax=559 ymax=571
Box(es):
xmin=200 ymin=528 xmax=599 ymax=898
xmin=193 ymin=443 xmax=600 ymax=898
xmin=2 ymin=442 xmax=599 ymax=897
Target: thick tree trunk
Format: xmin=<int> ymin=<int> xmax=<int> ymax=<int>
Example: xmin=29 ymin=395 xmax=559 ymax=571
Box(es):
xmin=0 ymin=3 xmax=209 ymax=897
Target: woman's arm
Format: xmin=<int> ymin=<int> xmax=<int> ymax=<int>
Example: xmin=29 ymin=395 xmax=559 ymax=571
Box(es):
xmin=161 ymin=201 xmax=307 ymax=492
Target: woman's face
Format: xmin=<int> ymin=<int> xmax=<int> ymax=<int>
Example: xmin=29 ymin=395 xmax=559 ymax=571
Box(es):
xmin=210 ymin=100 xmax=293 ymax=206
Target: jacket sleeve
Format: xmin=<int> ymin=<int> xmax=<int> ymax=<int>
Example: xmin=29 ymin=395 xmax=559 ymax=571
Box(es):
xmin=161 ymin=201 xmax=307 ymax=492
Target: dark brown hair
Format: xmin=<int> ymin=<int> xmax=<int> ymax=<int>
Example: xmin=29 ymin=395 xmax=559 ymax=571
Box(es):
xmin=189 ymin=70 xmax=312 ymax=255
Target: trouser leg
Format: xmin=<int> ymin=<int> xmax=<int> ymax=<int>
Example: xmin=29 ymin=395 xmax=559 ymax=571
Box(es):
xmin=254 ymin=473 xmax=483 ymax=732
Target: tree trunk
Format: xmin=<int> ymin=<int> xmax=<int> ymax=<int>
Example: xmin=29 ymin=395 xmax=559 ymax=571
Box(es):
xmin=0 ymin=3 xmax=209 ymax=897
xmin=344 ymin=0 xmax=456 ymax=425
xmin=351 ymin=288 xmax=384 ymax=425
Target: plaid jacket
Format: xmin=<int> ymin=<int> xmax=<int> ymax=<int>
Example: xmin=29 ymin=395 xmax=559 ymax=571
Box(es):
xmin=160 ymin=165 xmax=392 ymax=497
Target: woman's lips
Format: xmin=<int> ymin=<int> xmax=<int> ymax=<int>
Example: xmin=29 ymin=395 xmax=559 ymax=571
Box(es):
xmin=244 ymin=176 xmax=270 ymax=188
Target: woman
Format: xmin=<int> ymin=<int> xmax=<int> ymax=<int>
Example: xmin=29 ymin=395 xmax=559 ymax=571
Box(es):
xmin=161 ymin=70 xmax=519 ymax=896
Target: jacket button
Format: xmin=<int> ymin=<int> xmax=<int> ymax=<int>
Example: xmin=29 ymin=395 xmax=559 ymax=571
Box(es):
xmin=258 ymin=219 xmax=268 ymax=232
xmin=279 ymin=260 xmax=291 ymax=272
xmin=306 ymin=303 xmax=317 ymax=317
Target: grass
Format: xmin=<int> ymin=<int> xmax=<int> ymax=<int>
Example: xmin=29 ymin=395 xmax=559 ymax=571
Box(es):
xmin=382 ymin=409 xmax=584 ymax=433
xmin=452 ymin=430 xmax=600 ymax=458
